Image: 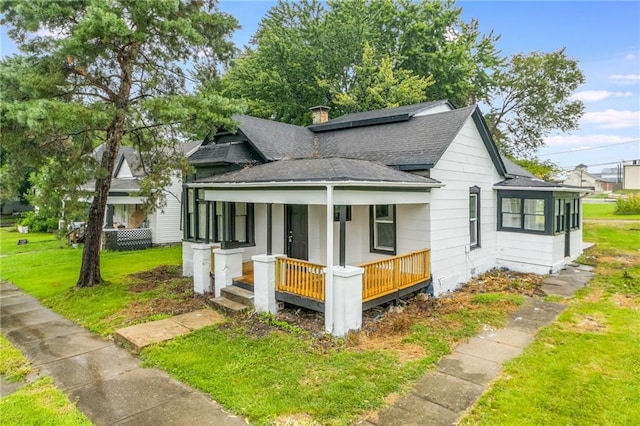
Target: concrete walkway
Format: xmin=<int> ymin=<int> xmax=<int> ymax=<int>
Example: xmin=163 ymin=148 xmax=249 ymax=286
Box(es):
xmin=361 ymin=263 xmax=594 ymax=426
xmin=0 ymin=282 xmax=245 ymax=426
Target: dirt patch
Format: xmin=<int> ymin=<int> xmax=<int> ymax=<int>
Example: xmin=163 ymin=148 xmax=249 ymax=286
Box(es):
xmin=272 ymin=413 xmax=319 ymax=426
xmin=564 ymin=314 xmax=607 ymax=333
xmin=225 ymin=269 xmax=542 ymax=360
xmin=353 ymin=334 xmax=426 ymax=364
xmin=102 ymin=266 xmax=208 ymax=329
xmin=128 ymin=265 xmax=183 ymax=292
xmin=611 ymin=294 xmax=639 ymax=309
xmin=585 ymin=287 xmax=604 ymax=302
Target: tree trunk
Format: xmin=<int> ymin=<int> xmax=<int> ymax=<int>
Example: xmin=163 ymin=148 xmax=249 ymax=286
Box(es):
xmin=76 ymin=111 xmax=127 ymax=288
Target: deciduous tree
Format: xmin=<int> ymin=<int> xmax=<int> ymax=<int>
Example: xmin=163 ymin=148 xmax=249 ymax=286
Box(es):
xmin=485 ymin=49 xmax=585 ymax=158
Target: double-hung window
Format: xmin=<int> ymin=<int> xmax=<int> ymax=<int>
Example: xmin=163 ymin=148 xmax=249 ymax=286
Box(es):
xmin=370 ymin=204 xmax=396 ymax=254
xmin=469 ymin=186 xmax=480 ymax=248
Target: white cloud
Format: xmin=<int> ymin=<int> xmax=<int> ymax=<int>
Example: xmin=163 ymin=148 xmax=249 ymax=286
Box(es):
xmin=581 ymin=109 xmax=640 ymax=129
xmin=625 ymin=53 xmax=637 ymax=61
xmin=570 ymin=90 xmax=634 ymax=102
xmin=544 ymin=134 xmax=631 ymax=147
xmin=609 ymin=74 xmax=640 ymax=81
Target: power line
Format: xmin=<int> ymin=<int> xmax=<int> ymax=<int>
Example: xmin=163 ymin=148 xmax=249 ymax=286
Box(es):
xmin=539 ymin=139 xmax=640 ymax=156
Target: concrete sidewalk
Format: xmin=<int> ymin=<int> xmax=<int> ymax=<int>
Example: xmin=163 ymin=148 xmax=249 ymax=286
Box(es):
xmin=0 ymin=282 xmax=245 ymax=426
xmin=361 ymin=263 xmax=594 ymax=426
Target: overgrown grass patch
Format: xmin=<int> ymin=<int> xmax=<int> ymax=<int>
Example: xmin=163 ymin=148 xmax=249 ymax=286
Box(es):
xmin=0 ymin=334 xmax=33 ymax=382
xmin=462 ymin=222 xmax=640 ymax=425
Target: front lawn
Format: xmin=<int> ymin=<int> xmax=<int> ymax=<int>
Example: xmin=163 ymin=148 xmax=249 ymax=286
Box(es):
xmin=3 ymin=221 xmax=639 ymax=424
xmin=1 ymin=228 xmax=533 ymax=424
xmin=0 ymin=228 xmax=185 ymax=335
xmin=462 ymin=221 xmax=640 ymax=424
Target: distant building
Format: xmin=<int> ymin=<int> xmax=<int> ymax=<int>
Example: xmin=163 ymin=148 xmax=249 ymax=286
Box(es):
xmin=624 ymin=161 xmax=640 ymax=190
xmin=564 ymin=164 xmax=612 ymax=193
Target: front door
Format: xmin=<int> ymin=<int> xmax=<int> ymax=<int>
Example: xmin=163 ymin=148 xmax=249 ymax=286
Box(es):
xmin=286 ymin=204 xmax=308 ymax=260
xmin=564 ymin=202 xmax=571 ymax=257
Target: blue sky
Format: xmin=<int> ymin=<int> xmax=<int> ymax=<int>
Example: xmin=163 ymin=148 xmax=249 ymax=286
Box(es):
xmin=2 ymin=1 xmax=638 ymax=173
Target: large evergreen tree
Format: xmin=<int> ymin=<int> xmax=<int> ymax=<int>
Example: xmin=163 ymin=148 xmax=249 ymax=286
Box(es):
xmin=1 ymin=0 xmax=244 ymax=287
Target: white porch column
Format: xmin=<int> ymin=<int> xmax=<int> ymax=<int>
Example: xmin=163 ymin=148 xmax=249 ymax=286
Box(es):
xmin=329 ymin=265 xmax=364 ymax=337
xmin=213 ymin=247 xmax=245 ymax=297
xmin=324 ymin=185 xmax=335 ymax=333
xmin=252 ymin=254 xmax=284 ymax=314
xmin=193 ymin=244 xmax=214 ymax=294
xmin=182 ymin=241 xmax=195 ymax=277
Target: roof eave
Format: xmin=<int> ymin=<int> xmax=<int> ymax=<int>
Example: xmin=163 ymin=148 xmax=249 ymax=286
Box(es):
xmin=188 ymin=180 xmax=443 ymax=189
xmin=493 ymin=185 xmax=594 ymax=193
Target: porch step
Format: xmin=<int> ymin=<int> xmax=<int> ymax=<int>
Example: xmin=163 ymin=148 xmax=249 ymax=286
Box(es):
xmin=221 ymin=285 xmax=254 ymax=308
xmin=207 ymin=296 xmax=249 ymax=316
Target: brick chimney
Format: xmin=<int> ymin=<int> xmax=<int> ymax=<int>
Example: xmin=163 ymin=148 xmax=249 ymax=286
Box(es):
xmin=310 ymin=105 xmax=331 ymax=124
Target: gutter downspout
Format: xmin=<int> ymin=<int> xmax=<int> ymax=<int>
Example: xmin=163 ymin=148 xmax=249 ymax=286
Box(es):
xmin=325 ymin=184 xmax=334 ymax=334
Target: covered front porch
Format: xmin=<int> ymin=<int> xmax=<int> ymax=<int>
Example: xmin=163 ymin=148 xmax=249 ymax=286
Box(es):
xmin=186 ymin=159 xmax=440 ymax=335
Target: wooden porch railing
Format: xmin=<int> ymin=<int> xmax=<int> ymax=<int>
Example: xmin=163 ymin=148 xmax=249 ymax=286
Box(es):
xmin=276 ymin=257 xmax=326 ymax=302
xmin=360 ymin=249 xmax=430 ymax=302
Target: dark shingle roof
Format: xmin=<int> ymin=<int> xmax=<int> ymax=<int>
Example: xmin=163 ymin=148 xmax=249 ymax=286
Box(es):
xmin=235 ymin=115 xmax=315 ymax=161
xmin=501 ymin=157 xmax=537 ymax=178
xmin=495 ymin=176 xmax=588 ymax=190
xmin=308 ymin=100 xmax=453 ymax=132
xmin=196 ymin=158 xmax=440 ymax=185
xmin=316 ymin=106 xmax=475 ymax=167
xmin=188 ymin=143 xmax=259 ymax=165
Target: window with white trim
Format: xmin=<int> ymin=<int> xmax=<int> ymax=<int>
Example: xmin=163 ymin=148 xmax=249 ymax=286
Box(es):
xmin=469 ymin=186 xmax=480 ymax=248
xmin=370 ymin=204 xmax=396 ymax=254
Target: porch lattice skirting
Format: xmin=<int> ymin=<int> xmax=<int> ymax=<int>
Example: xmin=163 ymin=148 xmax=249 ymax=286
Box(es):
xmin=103 ymin=228 xmax=152 ymax=251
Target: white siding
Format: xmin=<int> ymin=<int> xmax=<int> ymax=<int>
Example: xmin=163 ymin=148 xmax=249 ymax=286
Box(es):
xmin=151 ymin=175 xmax=183 ymax=244
xmin=496 ymin=228 xmax=584 ymax=275
xmin=428 ymin=117 xmax=502 ymax=295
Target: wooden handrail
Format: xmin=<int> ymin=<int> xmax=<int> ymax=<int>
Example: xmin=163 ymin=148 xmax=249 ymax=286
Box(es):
xmin=360 ymin=249 xmax=430 ymax=302
xmin=276 ymin=257 xmax=326 ymax=302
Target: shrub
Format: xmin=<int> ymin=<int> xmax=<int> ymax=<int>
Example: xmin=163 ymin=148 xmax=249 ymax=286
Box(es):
xmin=18 ymin=211 xmax=59 ymax=233
xmin=614 ymin=194 xmax=640 ymax=215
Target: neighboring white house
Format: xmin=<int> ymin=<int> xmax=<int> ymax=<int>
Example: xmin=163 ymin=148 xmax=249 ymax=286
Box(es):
xmin=182 ymin=101 xmax=590 ymax=335
xmin=81 ymin=142 xmax=199 ymax=247
xmin=564 ymin=164 xmax=611 ymax=193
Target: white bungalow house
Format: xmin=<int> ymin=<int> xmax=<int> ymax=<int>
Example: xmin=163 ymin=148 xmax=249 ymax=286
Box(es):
xmin=182 ymin=101 xmax=590 ymax=336
xmin=80 ymin=142 xmax=199 ymax=249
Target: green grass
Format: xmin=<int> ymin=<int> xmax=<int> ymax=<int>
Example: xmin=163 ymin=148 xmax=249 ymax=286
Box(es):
xmin=143 ymin=327 xmax=424 ymax=424
xmin=0 ymin=228 xmax=182 ymax=335
xmin=583 ymin=203 xmax=640 ymax=220
xmin=0 ymin=334 xmax=34 ymax=382
xmin=0 ymin=377 xmax=91 ymax=426
xmin=0 ymin=335 xmax=90 ymax=426
xmin=462 ymin=222 xmax=640 ymax=425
